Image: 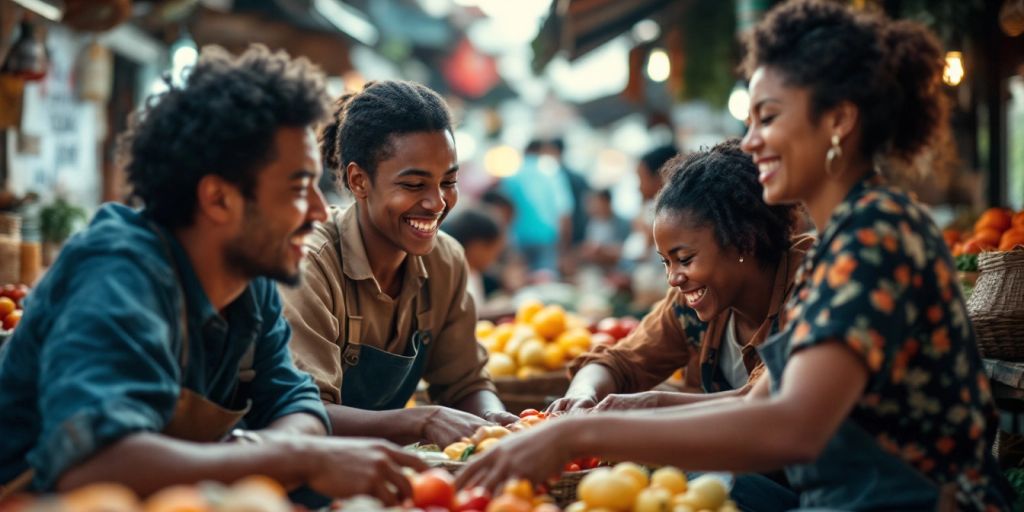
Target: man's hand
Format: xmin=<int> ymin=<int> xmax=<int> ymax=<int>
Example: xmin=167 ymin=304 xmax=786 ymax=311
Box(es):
xmin=420 ymin=406 xmax=496 ymax=446
xmin=303 ymin=437 xmax=427 ymax=504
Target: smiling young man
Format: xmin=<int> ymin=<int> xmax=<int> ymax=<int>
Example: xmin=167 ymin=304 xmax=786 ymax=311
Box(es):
xmin=279 ymin=81 xmax=517 ymax=448
xmin=0 ymin=46 xmax=425 ymax=504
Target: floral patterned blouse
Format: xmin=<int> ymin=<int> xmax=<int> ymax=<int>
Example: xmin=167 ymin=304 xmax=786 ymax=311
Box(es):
xmin=780 ymin=179 xmax=1007 ymax=510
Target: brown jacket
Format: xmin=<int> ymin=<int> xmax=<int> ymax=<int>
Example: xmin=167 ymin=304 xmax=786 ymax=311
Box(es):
xmin=279 ymin=205 xmax=496 ymax=406
xmin=569 ymin=235 xmax=814 ymax=394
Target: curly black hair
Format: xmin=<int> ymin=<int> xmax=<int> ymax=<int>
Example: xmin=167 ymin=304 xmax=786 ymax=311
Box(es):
xmin=740 ymin=0 xmax=946 ymax=162
xmin=320 ymin=80 xmax=453 ymax=190
xmin=655 ymin=139 xmax=799 ymax=266
xmin=118 ymin=44 xmax=329 ymax=229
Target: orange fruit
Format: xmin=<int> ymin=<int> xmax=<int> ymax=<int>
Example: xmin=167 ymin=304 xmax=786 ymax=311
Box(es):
xmin=143 ymin=486 xmax=209 ymax=512
xmin=975 ymin=208 xmax=1013 ymax=233
xmin=962 ymin=238 xmax=986 ymax=255
xmin=531 ymin=305 xmax=567 ymax=339
xmin=0 ymin=297 xmax=14 ymax=318
xmin=1013 ymin=211 xmax=1024 ymax=229
xmin=61 ymin=483 xmax=139 ymax=512
xmin=941 ymin=229 xmax=961 ymax=248
xmin=974 ymin=227 xmax=1004 ymax=247
xmin=515 ymin=299 xmax=544 ymax=324
xmin=487 ymin=495 xmax=532 ymax=512
xmin=999 ymin=229 xmax=1024 ymax=251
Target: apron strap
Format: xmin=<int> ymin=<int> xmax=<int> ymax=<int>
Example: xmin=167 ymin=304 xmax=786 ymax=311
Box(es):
xmin=0 ymin=469 xmax=34 ymax=501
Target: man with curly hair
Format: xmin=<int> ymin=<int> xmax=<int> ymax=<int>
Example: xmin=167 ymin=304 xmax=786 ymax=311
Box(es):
xmin=0 ymin=45 xmax=424 ymax=503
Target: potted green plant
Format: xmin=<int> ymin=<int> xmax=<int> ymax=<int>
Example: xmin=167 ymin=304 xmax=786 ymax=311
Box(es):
xmin=39 ymin=198 xmax=86 ymax=265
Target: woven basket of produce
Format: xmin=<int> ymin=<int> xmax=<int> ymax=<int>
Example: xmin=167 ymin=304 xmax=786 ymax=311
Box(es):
xmin=548 ymin=468 xmax=595 ymax=507
xmin=966 ymin=250 xmax=1024 ymax=360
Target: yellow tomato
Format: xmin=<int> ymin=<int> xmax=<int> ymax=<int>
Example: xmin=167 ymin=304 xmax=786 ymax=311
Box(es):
xmin=517 ymin=339 xmax=547 ymax=368
xmin=564 ymin=502 xmax=588 ymax=512
xmin=542 ymin=343 xmax=566 ymax=370
xmin=443 ymin=441 xmax=470 ymax=460
xmin=476 ymin=320 xmax=496 ymax=339
xmin=493 ymin=323 xmax=515 ymax=347
xmin=516 ymin=299 xmax=545 ymax=324
xmin=611 ymin=462 xmax=649 ymax=491
xmin=476 ymin=437 xmax=501 ymax=453
xmin=556 ymin=328 xmax=592 ymax=352
xmin=501 ymin=479 xmax=535 ymax=500
xmin=650 ymin=467 xmax=687 ymax=495
xmin=682 ymin=475 xmax=727 ymax=510
xmin=633 ymin=487 xmax=672 ymax=512
xmin=486 ymin=353 xmax=517 ymax=378
xmin=531 ymin=305 xmax=567 ymax=339
xmin=516 ymin=365 xmax=547 ymax=380
xmin=578 ymin=468 xmax=638 ymax=510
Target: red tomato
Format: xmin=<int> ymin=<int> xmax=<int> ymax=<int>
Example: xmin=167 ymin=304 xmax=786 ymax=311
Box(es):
xmin=579 ymin=456 xmax=600 ymax=470
xmin=0 ymin=284 xmax=14 ymax=300
xmin=3 ymin=310 xmax=21 ymax=331
xmin=411 ymin=469 xmax=455 ymax=510
xmin=563 ymin=462 xmax=581 ymax=472
xmin=619 ymin=316 xmax=639 ymax=336
xmin=6 ymin=285 xmax=26 ymax=303
xmin=590 ymin=332 xmax=616 ymax=347
xmin=595 ymin=317 xmax=620 ymax=336
xmin=454 ymin=487 xmax=491 ymax=512
xmin=518 ymin=408 xmax=540 ymax=418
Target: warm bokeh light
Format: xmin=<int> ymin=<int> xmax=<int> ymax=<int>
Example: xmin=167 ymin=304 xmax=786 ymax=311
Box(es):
xmin=728 ymin=83 xmax=750 ymax=122
xmin=483 ymin=145 xmax=522 ymax=177
xmin=646 ymin=48 xmax=670 ymax=83
xmin=943 ymin=51 xmax=964 ymax=86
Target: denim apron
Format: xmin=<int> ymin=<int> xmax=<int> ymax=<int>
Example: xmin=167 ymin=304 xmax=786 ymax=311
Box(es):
xmin=337 ymin=258 xmax=432 ymax=411
xmin=758 ymin=335 xmax=943 ymax=511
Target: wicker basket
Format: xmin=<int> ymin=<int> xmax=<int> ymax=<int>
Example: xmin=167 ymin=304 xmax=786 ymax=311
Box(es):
xmin=548 ymin=469 xmax=593 ymax=508
xmin=966 ymin=250 xmax=1024 ymax=360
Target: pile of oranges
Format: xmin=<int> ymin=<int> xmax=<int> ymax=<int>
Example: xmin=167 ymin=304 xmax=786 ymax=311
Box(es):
xmin=1 ymin=476 xmax=292 ymax=512
xmin=476 ymin=300 xmax=593 ymax=380
xmin=948 ymin=207 xmax=1024 ymax=256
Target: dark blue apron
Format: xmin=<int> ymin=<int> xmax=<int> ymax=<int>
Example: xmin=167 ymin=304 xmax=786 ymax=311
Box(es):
xmin=337 ymin=260 xmax=433 ymax=411
xmin=758 ymin=335 xmax=944 ymax=511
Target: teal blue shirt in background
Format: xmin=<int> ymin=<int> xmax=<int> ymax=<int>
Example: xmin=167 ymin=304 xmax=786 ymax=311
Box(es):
xmin=0 ymin=203 xmax=329 ymax=490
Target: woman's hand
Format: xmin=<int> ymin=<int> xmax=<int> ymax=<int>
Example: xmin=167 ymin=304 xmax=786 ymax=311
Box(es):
xmin=482 ymin=409 xmax=521 ymax=426
xmin=454 ymin=419 xmax=575 ymax=492
xmin=545 ymin=393 xmax=598 ymax=414
xmin=592 ymin=391 xmax=662 ymax=412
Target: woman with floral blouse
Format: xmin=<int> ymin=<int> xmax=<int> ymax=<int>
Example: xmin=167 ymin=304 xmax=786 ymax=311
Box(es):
xmin=454 ymin=1 xmax=1010 ymax=510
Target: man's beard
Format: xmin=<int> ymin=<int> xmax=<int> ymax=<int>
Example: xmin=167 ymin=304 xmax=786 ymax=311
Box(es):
xmin=225 ymin=203 xmax=307 ymax=287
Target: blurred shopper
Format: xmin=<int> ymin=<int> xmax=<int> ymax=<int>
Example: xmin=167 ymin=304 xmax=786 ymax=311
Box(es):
xmin=622 ymin=144 xmax=679 ymax=308
xmin=499 ymin=140 xmax=574 ymax=277
xmin=0 ymin=45 xmax=424 ymax=503
xmin=577 ymin=189 xmax=631 ymax=272
xmin=549 ymin=138 xmax=590 ymax=248
xmin=456 ymin=1 xmax=1011 ymax=509
xmin=279 ymin=80 xmax=518 ymax=450
xmin=442 ymin=208 xmax=508 ymax=314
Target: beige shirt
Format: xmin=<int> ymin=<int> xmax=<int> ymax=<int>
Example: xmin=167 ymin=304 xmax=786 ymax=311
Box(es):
xmin=279 ymin=205 xmax=496 ymax=406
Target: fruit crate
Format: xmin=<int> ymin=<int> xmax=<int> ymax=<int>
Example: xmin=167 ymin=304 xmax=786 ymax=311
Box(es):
xmin=493 ymin=371 xmax=570 ymax=397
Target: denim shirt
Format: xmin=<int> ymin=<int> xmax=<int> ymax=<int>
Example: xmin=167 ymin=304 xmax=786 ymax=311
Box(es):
xmin=0 ymin=204 xmax=329 ymax=491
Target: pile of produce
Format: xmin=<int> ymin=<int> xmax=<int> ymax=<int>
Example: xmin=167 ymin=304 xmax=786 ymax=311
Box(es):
xmin=476 ymin=300 xmax=638 ymax=380
xmin=567 ymin=464 xmax=737 ymax=512
xmin=440 ymin=410 xmax=599 ymax=472
xmin=1 ymin=476 xmax=293 ymax=512
xmin=336 ymin=474 xmax=558 ymax=512
xmin=0 ymin=284 xmax=30 ymax=335
xmin=947 ymin=207 xmax=1024 ymax=263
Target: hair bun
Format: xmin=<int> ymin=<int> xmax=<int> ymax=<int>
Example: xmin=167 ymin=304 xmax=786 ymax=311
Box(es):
xmin=878 ymin=19 xmax=947 ymax=160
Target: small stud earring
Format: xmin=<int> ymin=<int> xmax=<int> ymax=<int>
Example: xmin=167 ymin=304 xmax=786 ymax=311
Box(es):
xmin=739 ymin=256 xmax=744 ymax=263
xmin=825 ymin=134 xmax=843 ymax=176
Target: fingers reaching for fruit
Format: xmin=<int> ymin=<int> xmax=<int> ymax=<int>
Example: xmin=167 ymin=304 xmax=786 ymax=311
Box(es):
xmin=305 ymin=437 xmax=426 ymax=502
xmin=454 ymin=418 xmax=573 ymax=492
xmin=483 ymin=409 xmax=521 ymax=426
xmin=545 ymin=394 xmax=598 ymax=414
xmin=592 ymin=392 xmax=662 ymax=412
xmin=421 ymin=406 xmax=499 ymax=447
